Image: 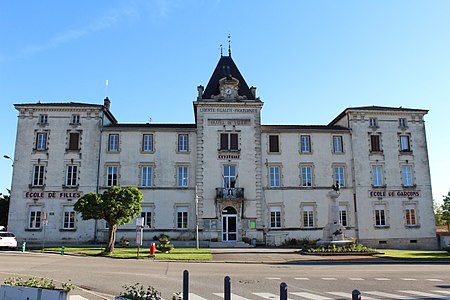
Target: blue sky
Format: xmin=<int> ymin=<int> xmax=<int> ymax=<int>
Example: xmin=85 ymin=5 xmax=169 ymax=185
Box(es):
xmin=1 ymin=1 xmax=449 ymax=204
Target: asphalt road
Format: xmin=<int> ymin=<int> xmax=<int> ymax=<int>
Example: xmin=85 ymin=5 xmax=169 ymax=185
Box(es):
xmin=0 ymin=250 xmax=449 ymax=299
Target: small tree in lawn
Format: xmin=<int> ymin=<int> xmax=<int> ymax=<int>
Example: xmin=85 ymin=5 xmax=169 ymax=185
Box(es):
xmin=74 ymin=186 xmax=143 ymax=254
xmin=442 ymin=192 xmax=450 ymax=231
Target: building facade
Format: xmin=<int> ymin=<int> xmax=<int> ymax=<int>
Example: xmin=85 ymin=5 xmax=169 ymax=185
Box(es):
xmin=7 ymin=55 xmax=437 ymax=249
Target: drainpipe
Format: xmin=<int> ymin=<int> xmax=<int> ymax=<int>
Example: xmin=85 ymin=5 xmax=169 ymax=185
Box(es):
xmin=94 ymin=109 xmax=105 ymax=242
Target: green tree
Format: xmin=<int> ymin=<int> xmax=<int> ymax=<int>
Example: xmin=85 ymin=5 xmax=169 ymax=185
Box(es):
xmin=434 ymin=200 xmax=444 ymax=226
xmin=442 ymin=192 xmax=450 ymax=231
xmin=0 ymin=190 xmax=10 ymax=227
xmin=74 ymin=186 xmax=143 ymax=254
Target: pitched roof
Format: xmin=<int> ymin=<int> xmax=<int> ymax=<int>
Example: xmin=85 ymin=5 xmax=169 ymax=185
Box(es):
xmin=202 ymin=55 xmax=255 ymax=100
xmin=329 ymin=105 xmax=428 ymax=126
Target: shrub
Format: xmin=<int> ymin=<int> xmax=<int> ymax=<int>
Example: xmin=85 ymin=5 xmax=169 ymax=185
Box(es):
xmin=120 ymin=283 xmax=161 ymax=300
xmin=156 ymin=235 xmax=174 ymax=253
xmin=3 ymin=276 xmax=76 ymax=292
xmin=307 ymin=242 xmax=376 ymax=253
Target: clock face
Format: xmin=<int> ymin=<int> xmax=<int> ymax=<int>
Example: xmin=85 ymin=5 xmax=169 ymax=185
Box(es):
xmin=225 ymin=88 xmax=232 ymax=95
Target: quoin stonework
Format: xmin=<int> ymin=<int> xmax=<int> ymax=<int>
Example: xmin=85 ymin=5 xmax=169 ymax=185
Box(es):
xmin=7 ymin=54 xmax=436 ymax=249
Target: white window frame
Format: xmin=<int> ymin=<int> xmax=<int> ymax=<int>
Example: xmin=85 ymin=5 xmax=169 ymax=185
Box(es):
xmin=300 ymin=165 xmax=313 ymax=187
xmin=141 ymin=166 xmax=153 ymax=187
xmin=62 ymin=206 xmax=76 ymax=229
xmin=269 ymin=166 xmax=281 ymax=188
xmin=372 ymin=165 xmax=383 ymax=187
xmin=334 ymin=166 xmax=346 ymax=187
xmin=374 ymin=204 xmax=387 ymax=227
xmin=142 ymin=134 xmax=154 ymax=152
xmin=176 ymin=207 xmax=188 ymax=229
xmin=106 ymin=166 xmax=118 ymax=187
xmin=39 ymin=114 xmax=48 ymax=124
xmin=402 ymin=165 xmax=413 ymax=187
xmin=178 ymin=134 xmax=189 ymax=152
xmin=65 ymin=165 xmax=78 ymax=187
xmin=332 ymin=136 xmax=343 ymax=153
xmin=108 ymin=134 xmax=119 ymax=152
xmin=339 ymin=205 xmax=348 ymax=227
xmin=71 ymin=114 xmax=81 ymax=124
xmin=220 ymin=132 xmax=239 ymax=151
xmin=369 ymin=118 xmax=378 ymax=127
xmin=140 ymin=208 xmax=153 ymax=228
xmin=270 ymin=206 xmax=282 ymax=228
xmin=36 ymin=132 xmax=47 ymax=150
xmin=177 ymin=166 xmax=189 ymax=188
xmin=302 ymin=206 xmax=315 ymax=228
xmin=300 ymin=135 xmax=311 ymax=153
xmin=268 ymin=135 xmax=280 ymax=153
xmin=33 ymin=165 xmax=45 ymax=187
xmin=29 ymin=206 xmax=42 ymax=229
xmin=399 ymin=118 xmax=408 ymax=128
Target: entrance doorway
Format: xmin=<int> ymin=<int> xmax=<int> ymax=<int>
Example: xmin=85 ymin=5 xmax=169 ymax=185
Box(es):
xmin=222 ymin=206 xmax=238 ymax=241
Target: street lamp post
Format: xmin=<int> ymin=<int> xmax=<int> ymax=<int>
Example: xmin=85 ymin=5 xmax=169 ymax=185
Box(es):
xmin=3 ymin=155 xmax=13 ymax=166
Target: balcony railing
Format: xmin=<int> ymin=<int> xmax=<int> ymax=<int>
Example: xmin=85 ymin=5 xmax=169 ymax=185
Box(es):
xmin=216 ymin=187 xmax=244 ymax=199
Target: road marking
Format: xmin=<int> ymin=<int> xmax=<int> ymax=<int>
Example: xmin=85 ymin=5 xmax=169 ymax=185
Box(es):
xmin=374 ymin=278 xmax=390 ymax=281
xmin=431 ymin=290 xmax=450 ymax=295
xmin=328 ymin=292 xmax=380 ymax=300
xmin=70 ymin=296 xmax=90 ymax=300
xmin=348 ymin=277 xmax=365 ymax=281
xmin=400 ymin=278 xmax=417 ymax=281
xmin=253 ymin=292 xmax=279 ymax=299
xmin=294 ymin=277 xmax=310 ymax=280
xmin=426 ymin=278 xmax=443 ymax=282
xmin=321 ymin=278 xmax=337 ymax=280
xmin=266 ymin=277 xmax=281 ymax=280
xmin=365 ymin=291 xmax=410 ymax=299
xmin=399 ymin=290 xmax=448 ymax=298
xmin=183 ymin=293 xmax=208 ymax=300
xmin=290 ymin=292 xmax=333 ymax=299
xmin=213 ymin=292 xmax=250 ymax=300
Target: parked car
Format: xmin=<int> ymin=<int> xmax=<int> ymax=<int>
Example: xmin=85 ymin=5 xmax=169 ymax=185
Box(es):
xmin=0 ymin=232 xmax=17 ymax=249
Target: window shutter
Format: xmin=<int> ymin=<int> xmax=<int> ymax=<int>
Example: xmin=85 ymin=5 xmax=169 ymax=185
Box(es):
xmin=220 ymin=133 xmax=228 ymax=150
xmin=69 ymin=132 xmax=79 ymax=150
xmin=230 ymin=133 xmax=238 ymax=150
xmin=269 ymin=135 xmax=279 ymax=152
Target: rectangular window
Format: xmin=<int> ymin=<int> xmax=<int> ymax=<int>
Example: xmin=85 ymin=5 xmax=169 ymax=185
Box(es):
xmin=301 ymin=166 xmax=312 ymax=187
xmin=375 ymin=205 xmax=386 ymax=226
xmin=108 ymin=134 xmax=119 ymax=152
xmin=400 ymin=135 xmax=411 ymax=152
xmin=33 ymin=165 xmax=45 ymax=186
xmin=399 ymin=118 xmax=407 ymax=128
xmin=142 ymin=134 xmax=153 ymax=152
xmin=177 ymin=207 xmax=188 ymax=229
xmin=333 ymin=136 xmax=343 ymax=153
xmin=369 ymin=118 xmax=378 ymax=127
xmin=178 ymin=166 xmax=189 ymax=187
xmin=140 ymin=210 xmax=152 ymax=228
xmin=334 ymin=166 xmax=345 ymax=187
xmin=39 ymin=114 xmax=48 ymax=124
xmin=372 ymin=165 xmax=383 ymax=187
xmin=269 ymin=166 xmax=280 ymax=188
xmin=370 ymin=135 xmax=381 ymax=152
xmin=405 ymin=204 xmax=416 ymax=226
xmin=106 ymin=166 xmax=118 ymax=187
xmin=402 ymin=165 xmax=413 ymax=187
xmin=302 ymin=206 xmax=314 ymax=228
xmin=29 ymin=207 xmax=41 ymax=229
xmin=270 ymin=206 xmax=282 ymax=228
xmin=68 ymin=132 xmax=80 ymax=150
xmin=300 ymin=135 xmax=311 ymax=153
xmin=63 ymin=207 xmax=75 ymax=229
xmin=178 ymin=134 xmax=189 ymax=152
xmin=66 ymin=165 xmax=78 ymax=187
xmin=269 ymin=135 xmax=280 ymax=153
xmin=339 ymin=206 xmax=348 ymax=227
xmin=36 ymin=132 xmax=47 ymax=150
xmin=71 ymin=115 xmax=80 ymax=124
xmin=141 ymin=166 xmax=153 ymax=187
xmin=220 ymin=133 xmax=239 ymax=151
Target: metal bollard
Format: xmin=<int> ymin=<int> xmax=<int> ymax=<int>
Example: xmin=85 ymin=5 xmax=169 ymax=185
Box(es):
xmin=352 ymin=289 xmax=361 ymax=300
xmin=61 ymin=245 xmax=65 ymax=256
xmin=224 ymin=276 xmax=231 ymax=300
xmin=22 ymin=241 xmax=26 ymax=252
xmin=183 ymin=270 xmax=189 ymax=300
xmin=280 ymin=282 xmax=288 ymax=300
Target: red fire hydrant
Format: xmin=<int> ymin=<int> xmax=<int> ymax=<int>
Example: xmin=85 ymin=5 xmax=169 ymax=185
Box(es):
xmin=150 ymin=242 xmax=156 ymax=257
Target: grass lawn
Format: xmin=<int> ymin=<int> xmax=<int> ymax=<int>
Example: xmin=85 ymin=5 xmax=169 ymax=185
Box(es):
xmin=375 ymin=249 xmax=450 ymax=260
xmin=41 ymin=246 xmax=212 ymax=260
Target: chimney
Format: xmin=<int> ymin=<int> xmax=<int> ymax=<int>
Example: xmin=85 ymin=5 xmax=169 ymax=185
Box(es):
xmin=104 ymin=97 xmax=111 ymax=110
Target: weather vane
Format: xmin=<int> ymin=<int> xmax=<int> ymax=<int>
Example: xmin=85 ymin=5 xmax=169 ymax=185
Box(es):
xmin=219 ymin=44 xmax=223 ymax=56
xmin=228 ymin=34 xmax=232 ymax=56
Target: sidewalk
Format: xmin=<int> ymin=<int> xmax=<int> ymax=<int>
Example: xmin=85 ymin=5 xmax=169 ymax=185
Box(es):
xmin=211 ymin=248 xmax=394 ymax=264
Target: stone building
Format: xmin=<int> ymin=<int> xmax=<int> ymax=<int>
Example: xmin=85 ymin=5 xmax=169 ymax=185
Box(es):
xmin=7 ymin=54 xmax=436 ymax=249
